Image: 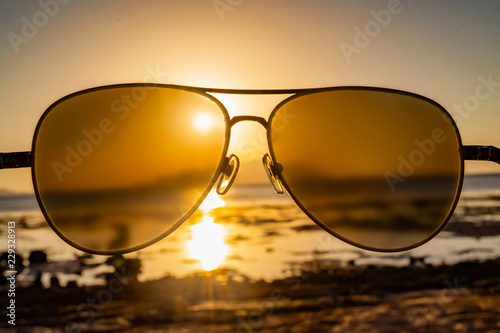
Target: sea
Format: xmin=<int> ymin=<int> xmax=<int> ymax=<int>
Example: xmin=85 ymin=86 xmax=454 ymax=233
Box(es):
xmin=1 ymin=174 xmax=500 ymax=286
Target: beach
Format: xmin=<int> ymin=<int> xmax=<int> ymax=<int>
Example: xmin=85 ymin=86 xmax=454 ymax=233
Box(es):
xmin=2 ymin=257 xmax=500 ymax=332
xmin=1 ymin=175 xmax=500 ymax=332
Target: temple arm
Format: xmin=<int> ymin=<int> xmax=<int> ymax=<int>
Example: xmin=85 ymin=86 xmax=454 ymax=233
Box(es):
xmin=1 ymin=146 xmax=499 ymax=170
xmin=461 ymin=145 xmax=500 ymax=164
xmin=0 ymin=152 xmax=32 ymax=169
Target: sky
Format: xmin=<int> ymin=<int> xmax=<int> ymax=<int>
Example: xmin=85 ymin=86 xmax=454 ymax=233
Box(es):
xmin=0 ymin=0 xmax=499 ymax=193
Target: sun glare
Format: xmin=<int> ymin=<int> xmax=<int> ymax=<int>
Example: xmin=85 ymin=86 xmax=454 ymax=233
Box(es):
xmin=198 ymin=189 xmax=226 ymax=213
xmin=193 ymin=112 xmax=215 ymax=132
xmin=188 ymin=215 xmax=228 ymax=271
xmin=187 ymin=189 xmax=228 ymax=271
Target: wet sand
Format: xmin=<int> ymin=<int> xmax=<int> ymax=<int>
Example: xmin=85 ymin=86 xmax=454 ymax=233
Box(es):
xmin=1 ymin=257 xmax=499 ymax=332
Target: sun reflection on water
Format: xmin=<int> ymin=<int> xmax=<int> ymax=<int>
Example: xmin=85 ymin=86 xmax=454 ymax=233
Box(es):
xmin=187 ymin=189 xmax=228 ymax=271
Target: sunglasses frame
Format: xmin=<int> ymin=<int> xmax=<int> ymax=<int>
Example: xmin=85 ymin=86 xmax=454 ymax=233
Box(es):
xmin=1 ymin=83 xmax=500 ymax=254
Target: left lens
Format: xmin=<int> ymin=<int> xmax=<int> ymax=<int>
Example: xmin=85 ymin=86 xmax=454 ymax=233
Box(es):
xmin=269 ymin=88 xmax=462 ymax=251
xmin=33 ymin=85 xmax=228 ymax=254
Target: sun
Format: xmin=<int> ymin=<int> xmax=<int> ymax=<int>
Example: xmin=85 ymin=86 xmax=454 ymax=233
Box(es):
xmin=193 ymin=112 xmax=216 ymax=132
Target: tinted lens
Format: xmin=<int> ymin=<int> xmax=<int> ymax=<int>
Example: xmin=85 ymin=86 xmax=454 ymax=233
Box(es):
xmin=269 ymin=88 xmax=462 ymax=251
xmin=33 ymin=86 xmax=228 ymax=253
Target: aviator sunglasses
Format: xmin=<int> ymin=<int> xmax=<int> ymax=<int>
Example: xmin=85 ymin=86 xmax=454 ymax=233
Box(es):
xmin=1 ymin=84 xmax=499 ymax=254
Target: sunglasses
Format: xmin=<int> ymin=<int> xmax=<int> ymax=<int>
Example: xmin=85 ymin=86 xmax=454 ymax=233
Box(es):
xmin=1 ymin=84 xmax=498 ymax=254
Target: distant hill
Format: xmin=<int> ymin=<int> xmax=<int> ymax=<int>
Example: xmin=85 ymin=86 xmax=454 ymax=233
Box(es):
xmin=0 ymin=188 xmax=33 ymax=197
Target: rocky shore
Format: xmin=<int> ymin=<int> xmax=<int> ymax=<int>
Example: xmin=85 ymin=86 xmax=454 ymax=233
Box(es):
xmin=1 ymin=255 xmax=499 ymax=332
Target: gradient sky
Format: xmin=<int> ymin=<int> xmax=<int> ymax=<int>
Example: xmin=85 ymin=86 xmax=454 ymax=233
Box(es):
xmin=0 ymin=0 xmax=499 ymax=193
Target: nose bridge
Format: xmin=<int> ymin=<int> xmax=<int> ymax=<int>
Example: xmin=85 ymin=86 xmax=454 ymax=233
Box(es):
xmin=222 ymin=115 xmax=284 ymax=195
xmin=230 ymin=115 xmax=268 ymax=128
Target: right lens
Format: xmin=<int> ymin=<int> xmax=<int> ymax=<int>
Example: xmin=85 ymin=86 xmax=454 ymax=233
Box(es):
xmin=269 ymin=88 xmax=463 ymax=251
xmin=33 ymin=85 xmax=229 ymax=254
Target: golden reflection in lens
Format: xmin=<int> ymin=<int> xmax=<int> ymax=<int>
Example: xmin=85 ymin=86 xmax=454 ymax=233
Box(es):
xmin=188 ymin=190 xmax=228 ymax=271
xmin=271 ymin=89 xmax=461 ymax=250
xmin=34 ymin=87 xmax=228 ymax=253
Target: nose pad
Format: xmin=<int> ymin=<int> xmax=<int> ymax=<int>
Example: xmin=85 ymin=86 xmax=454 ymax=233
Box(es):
xmin=262 ymin=154 xmax=284 ymax=194
xmin=216 ymin=154 xmax=240 ymax=195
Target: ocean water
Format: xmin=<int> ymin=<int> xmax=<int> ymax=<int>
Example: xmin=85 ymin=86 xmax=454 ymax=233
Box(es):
xmin=1 ymin=174 xmax=500 ymax=285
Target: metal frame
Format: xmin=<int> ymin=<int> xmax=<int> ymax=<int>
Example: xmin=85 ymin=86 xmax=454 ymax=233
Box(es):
xmin=1 ymin=83 xmax=499 ymax=254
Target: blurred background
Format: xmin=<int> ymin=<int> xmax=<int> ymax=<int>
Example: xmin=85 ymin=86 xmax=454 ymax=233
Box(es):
xmin=1 ymin=1 xmax=500 ymax=332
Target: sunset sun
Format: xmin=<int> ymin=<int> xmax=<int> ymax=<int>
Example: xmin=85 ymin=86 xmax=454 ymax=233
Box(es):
xmin=192 ymin=112 xmax=216 ymax=132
